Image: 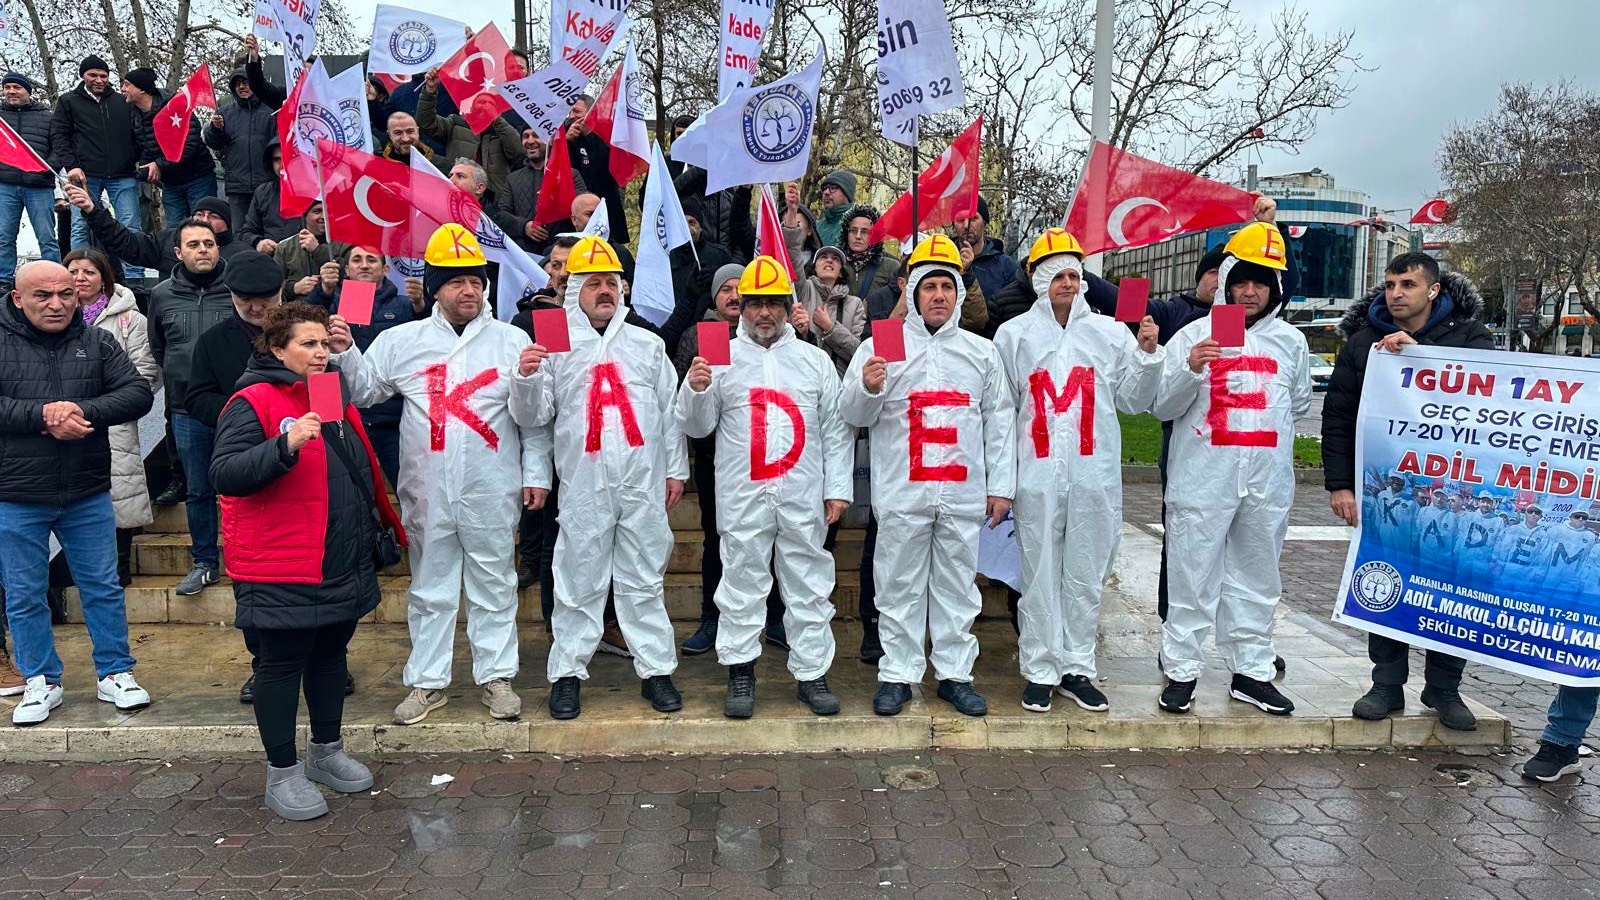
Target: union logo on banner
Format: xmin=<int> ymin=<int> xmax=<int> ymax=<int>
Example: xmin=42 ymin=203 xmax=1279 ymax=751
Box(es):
xmin=742 ymin=83 xmax=813 ymax=164
xmin=389 ymin=20 xmax=438 ymax=67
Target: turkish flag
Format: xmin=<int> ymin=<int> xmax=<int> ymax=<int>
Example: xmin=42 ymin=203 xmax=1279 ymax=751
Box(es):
xmin=583 ymin=43 xmax=649 ymax=186
xmin=1411 ymin=199 xmax=1456 ymax=225
xmin=1063 ymin=141 xmax=1255 ymax=256
xmin=154 ymin=66 xmax=216 ymax=162
xmin=437 ymin=23 xmax=521 ymax=134
xmin=319 ymin=139 xmax=482 ymax=257
xmin=870 ymin=116 xmax=983 ymax=245
xmin=535 ymin=126 xmax=578 ymax=227
xmin=277 ymin=68 xmax=316 ymax=218
xmin=0 ymin=117 xmax=47 ymax=173
xmin=755 ymin=184 xmax=795 ymax=278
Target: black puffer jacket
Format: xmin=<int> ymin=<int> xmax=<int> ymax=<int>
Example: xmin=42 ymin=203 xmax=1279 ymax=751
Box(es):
xmin=131 ymin=88 xmax=214 ymax=184
xmin=238 ymin=138 xmax=296 ymax=250
xmin=0 ymin=99 xmax=53 ymax=187
xmin=147 ymin=260 xmax=238 ymax=413
xmin=48 ymin=83 xmax=136 ymax=178
xmin=210 ymin=355 xmax=381 ymax=630
xmin=205 ymin=69 xmax=278 ymax=197
xmin=0 ymin=301 xmax=154 ymax=505
xmin=1323 ymin=270 xmax=1494 ymax=493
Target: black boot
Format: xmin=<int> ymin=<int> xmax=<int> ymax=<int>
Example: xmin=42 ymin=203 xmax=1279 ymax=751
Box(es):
xmin=724 ymin=663 xmax=756 ymax=718
xmin=116 ymin=528 xmax=134 ymax=587
xmin=154 ymin=476 xmax=186 ymax=508
xmin=1420 ymin=685 xmax=1477 ymax=731
xmin=1351 ymin=683 xmax=1404 ymax=720
xmin=797 ymin=676 xmax=840 ymax=716
xmin=859 ymin=618 xmax=883 ymax=665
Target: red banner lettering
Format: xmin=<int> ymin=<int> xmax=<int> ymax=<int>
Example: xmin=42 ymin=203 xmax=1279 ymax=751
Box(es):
xmin=1028 ymin=366 xmax=1096 ymax=458
xmin=750 ymin=387 xmax=804 ymax=480
xmin=908 ymin=390 xmax=969 ymax=482
xmin=585 ymin=361 xmax=645 ymax=453
xmin=424 ymin=364 xmax=500 ymax=452
xmin=1208 ymin=355 xmax=1279 ymax=447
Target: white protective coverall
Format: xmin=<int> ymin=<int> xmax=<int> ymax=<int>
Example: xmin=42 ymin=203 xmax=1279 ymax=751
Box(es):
xmin=524 ymin=273 xmax=689 ymax=682
xmin=993 ymin=255 xmax=1164 ymax=685
xmin=1456 ymin=504 xmax=1505 ymax=583
xmin=1494 ymin=516 xmax=1552 ymax=585
xmin=674 ymin=319 xmax=854 ymax=680
xmin=1414 ymin=497 xmax=1460 ymax=566
xmin=336 ymin=304 xmax=540 ymax=689
xmin=1154 ymin=260 xmax=1311 ymax=684
xmin=1542 ymin=514 xmax=1594 ymax=594
xmin=839 ymin=263 xmax=1015 ymax=685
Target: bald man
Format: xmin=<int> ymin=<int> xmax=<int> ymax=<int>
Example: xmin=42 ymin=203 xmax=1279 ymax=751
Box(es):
xmin=568 ymin=193 xmax=636 ymax=283
xmin=0 ymin=261 xmax=155 ymax=725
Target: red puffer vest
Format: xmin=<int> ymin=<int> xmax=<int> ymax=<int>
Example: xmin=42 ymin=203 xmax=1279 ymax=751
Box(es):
xmin=219 ymin=381 xmax=406 ymax=584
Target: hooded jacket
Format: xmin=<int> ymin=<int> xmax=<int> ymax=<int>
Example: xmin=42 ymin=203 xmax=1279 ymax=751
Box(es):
xmin=795 ymin=272 xmax=865 ymax=375
xmin=147 ymin=259 xmax=238 ymax=413
xmin=90 ymin=284 xmax=160 ymax=528
xmin=48 ymin=81 xmax=136 ymax=178
xmin=0 ymin=298 xmax=154 ymax=505
xmin=1322 ymin=270 xmax=1493 ymax=493
xmin=239 ymin=138 xmax=296 ymax=250
xmin=130 ymin=87 xmax=214 ymax=184
xmin=205 ymin=68 xmax=278 ymax=196
xmin=0 ymin=97 xmax=54 ymax=188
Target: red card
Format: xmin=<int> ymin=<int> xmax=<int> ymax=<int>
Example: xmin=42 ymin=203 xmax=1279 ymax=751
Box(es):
xmin=1211 ymin=304 xmax=1247 ymax=348
xmin=530 ymin=308 xmax=571 ymax=353
xmin=873 ymin=318 xmax=906 ymax=363
xmin=307 ymin=371 xmax=344 ymax=422
xmin=338 ymin=280 xmax=376 ymax=326
xmin=1115 ymin=277 xmax=1150 ymax=323
xmin=698 ymin=321 xmax=732 ymax=366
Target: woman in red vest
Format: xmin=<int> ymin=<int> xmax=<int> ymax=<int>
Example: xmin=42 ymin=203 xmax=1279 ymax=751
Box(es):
xmin=210 ymin=302 xmax=406 ymax=821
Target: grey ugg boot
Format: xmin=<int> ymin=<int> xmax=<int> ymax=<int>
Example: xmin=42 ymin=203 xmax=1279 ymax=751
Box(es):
xmin=265 ymin=762 xmax=328 ymax=821
xmin=305 ymin=739 xmax=374 ymax=793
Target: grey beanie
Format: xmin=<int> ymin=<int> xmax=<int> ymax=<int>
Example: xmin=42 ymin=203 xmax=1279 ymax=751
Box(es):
xmin=821 ymin=169 xmax=857 ymax=203
xmin=711 ymin=263 xmax=744 ymax=296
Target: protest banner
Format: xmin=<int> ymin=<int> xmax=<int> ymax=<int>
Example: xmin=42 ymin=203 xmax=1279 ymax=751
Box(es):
xmin=1334 ymin=344 xmax=1600 ymax=686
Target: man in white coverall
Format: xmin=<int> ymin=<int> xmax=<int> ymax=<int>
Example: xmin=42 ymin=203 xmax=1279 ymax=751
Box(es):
xmin=516 ymin=235 xmax=688 ymax=720
xmin=676 ymin=256 xmax=854 ymax=719
xmin=331 ymin=224 xmax=540 ymax=725
xmin=1414 ymin=485 xmax=1461 ymax=577
xmin=1494 ymin=502 xmax=1554 ymax=586
xmin=994 ymin=228 xmax=1162 ymax=715
xmin=1457 ymin=491 xmax=1506 ymax=584
xmin=1154 ymin=222 xmax=1311 ymax=717
xmin=1372 ymin=472 xmax=1416 ymax=559
xmin=1543 ymin=504 xmax=1595 ymax=599
xmin=840 ymin=235 xmax=1014 ymax=718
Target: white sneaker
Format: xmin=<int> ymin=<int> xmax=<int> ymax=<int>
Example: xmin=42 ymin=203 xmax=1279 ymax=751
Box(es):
xmin=12 ymin=676 xmax=62 ymax=726
xmin=97 ymin=672 xmax=151 ymax=711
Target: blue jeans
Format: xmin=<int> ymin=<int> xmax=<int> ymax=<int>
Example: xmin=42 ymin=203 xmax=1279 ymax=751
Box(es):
xmin=70 ymin=175 xmax=141 ymax=278
xmin=160 ymin=173 xmax=219 ymax=229
xmin=0 ymin=493 xmax=134 ymax=682
xmin=1543 ymin=686 xmax=1600 ymax=747
xmin=0 ymin=182 xmax=60 ymax=282
xmin=172 ymin=413 xmax=218 ymax=569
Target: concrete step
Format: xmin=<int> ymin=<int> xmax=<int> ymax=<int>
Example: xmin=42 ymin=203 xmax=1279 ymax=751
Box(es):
xmin=67 ymin=572 xmax=1014 ymax=626
xmin=130 ymin=527 xmax=871 ymax=578
xmin=147 ymin=494 xmax=715 ymax=534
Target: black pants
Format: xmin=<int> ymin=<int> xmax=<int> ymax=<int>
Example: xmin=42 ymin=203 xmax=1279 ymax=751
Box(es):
xmin=1369 ymin=632 xmax=1464 ymax=689
xmin=858 ymin=513 xmax=878 ymax=625
xmin=692 ymin=436 xmax=785 ymax=629
xmin=252 ymin=620 xmax=357 ymax=767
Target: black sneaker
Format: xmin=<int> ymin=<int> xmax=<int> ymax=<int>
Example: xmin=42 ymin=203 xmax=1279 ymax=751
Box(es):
xmin=345 ymin=672 xmax=355 ymax=696
xmin=1058 ymin=675 xmax=1109 ymax=711
xmin=1020 ymin=682 xmax=1053 ymax=713
xmin=937 ymin=679 xmax=987 ymax=717
xmin=680 ymin=618 xmax=717 ymax=655
xmin=724 ymin=663 xmax=756 ymax=719
xmin=859 ymin=620 xmax=883 ymax=665
xmin=873 ymin=682 xmax=912 ymax=716
xmin=238 ymin=674 xmax=255 ymax=704
xmin=516 ymin=558 xmax=537 ymax=590
xmin=764 ymin=622 xmax=790 ymax=651
xmin=1351 ymin=683 xmax=1404 ymax=720
xmin=1420 ymin=685 xmax=1478 ymax=731
xmin=1522 ymin=740 xmax=1582 ymax=782
xmin=1159 ymin=679 xmax=1196 ymax=714
xmin=641 ymin=675 xmax=682 ymax=712
xmin=154 ymin=478 xmax=186 ymax=507
xmin=548 ymin=676 xmax=581 ymax=720
xmin=1229 ymin=674 xmax=1294 ymax=715
xmin=797 ymin=676 xmax=840 ymax=716
xmin=1273 ymin=655 xmax=1287 ymax=675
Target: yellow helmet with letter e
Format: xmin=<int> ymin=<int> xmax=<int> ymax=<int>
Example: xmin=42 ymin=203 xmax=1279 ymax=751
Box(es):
xmin=907 ymin=233 xmax=962 ymax=270
xmin=566 ymin=235 xmax=624 ymax=276
xmin=423 ymin=222 xmax=487 ymax=267
xmin=1223 ymin=221 xmax=1288 ymax=271
xmin=1027 ymin=228 xmax=1086 ymax=272
xmin=737 ymin=255 xmax=794 ymax=297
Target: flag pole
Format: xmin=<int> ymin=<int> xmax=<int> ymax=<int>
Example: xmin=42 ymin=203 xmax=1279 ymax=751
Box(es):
xmin=910 ymin=116 xmax=920 ymax=249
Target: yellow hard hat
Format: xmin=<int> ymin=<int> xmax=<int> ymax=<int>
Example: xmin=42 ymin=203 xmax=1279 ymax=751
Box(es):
xmin=907 ymin=234 xmax=962 ymax=270
xmin=1223 ymin=221 xmax=1288 ymax=271
xmin=566 ymin=235 xmax=624 ymax=275
xmin=738 ymin=255 xmax=794 ymax=297
xmin=423 ymin=223 xmax=487 ymax=267
xmin=1027 ymin=228 xmax=1085 ymax=271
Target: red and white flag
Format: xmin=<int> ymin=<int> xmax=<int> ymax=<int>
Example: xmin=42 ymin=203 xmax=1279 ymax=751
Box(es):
xmin=755 ymin=184 xmax=795 ymax=278
xmin=1063 ymin=141 xmax=1255 ymax=255
xmin=0 ymin=117 xmax=47 ymax=173
xmin=319 ymin=139 xmax=481 ymax=257
xmin=154 ymin=66 xmax=216 ymax=162
xmin=1411 ymin=198 xmax=1456 ymax=225
xmin=535 ymin=126 xmax=579 ymax=227
xmin=869 ymin=117 xmax=982 ymax=244
xmin=276 ymin=68 xmax=317 ymax=218
xmin=437 ymin=23 xmax=522 ymax=134
xmin=583 ymin=40 xmax=649 ymax=186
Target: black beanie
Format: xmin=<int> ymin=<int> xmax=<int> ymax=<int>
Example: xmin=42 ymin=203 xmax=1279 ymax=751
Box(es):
xmin=424 ymin=262 xmax=489 ymax=301
xmin=1225 ymin=258 xmax=1283 ymax=309
xmin=2 ymin=72 xmax=34 ymax=93
xmin=122 ymin=67 xmax=159 ymax=96
xmin=193 ymin=196 xmax=232 ymax=228
xmin=974 ymin=196 xmax=990 ymax=222
xmin=79 ymin=56 xmax=109 ymax=77
xmin=1195 ymin=246 xmax=1227 ymax=284
xmin=223 ymin=251 xmax=284 ymax=299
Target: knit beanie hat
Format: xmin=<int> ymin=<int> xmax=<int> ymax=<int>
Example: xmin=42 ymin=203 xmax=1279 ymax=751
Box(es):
xmin=122 ymin=68 xmax=160 ymax=96
xmin=1 ymin=72 xmax=34 ymax=93
xmin=79 ymin=56 xmax=110 ymax=77
xmin=821 ymin=169 xmax=857 ymax=204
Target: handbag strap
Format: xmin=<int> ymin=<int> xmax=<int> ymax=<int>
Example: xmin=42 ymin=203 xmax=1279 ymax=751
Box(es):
xmin=321 ymin=423 xmax=378 ymax=512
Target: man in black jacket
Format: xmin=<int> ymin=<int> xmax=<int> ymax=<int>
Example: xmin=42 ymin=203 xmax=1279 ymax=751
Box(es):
xmin=205 ymin=68 xmax=278 ymax=227
xmin=50 ymin=56 xmax=139 ymax=272
xmin=122 ymin=67 xmax=219 ymax=226
xmin=564 ymin=97 xmax=629 ymax=243
xmin=68 ymin=187 xmax=243 ymax=277
xmin=496 ymin=128 xmax=547 ymax=253
xmin=238 ymin=139 xmax=296 ymax=254
xmin=0 ymin=260 xmax=155 ymax=725
xmin=0 ymin=73 xmax=57 ymax=286
xmin=1323 ymin=252 xmax=1492 ymax=731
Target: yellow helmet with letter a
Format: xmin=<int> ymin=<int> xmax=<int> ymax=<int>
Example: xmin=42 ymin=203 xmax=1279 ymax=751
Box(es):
xmin=1222 ymin=221 xmax=1288 ymax=270
xmin=907 ymin=234 xmax=962 ymax=270
xmin=737 ymin=255 xmax=794 ymax=297
xmin=566 ymin=235 xmax=624 ymax=275
xmin=423 ymin=222 xmax=487 ymax=267
xmin=1027 ymin=228 xmax=1085 ymax=272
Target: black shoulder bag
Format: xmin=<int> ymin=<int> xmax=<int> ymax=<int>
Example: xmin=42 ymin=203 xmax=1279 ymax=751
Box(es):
xmin=322 ymin=423 xmax=404 ymax=569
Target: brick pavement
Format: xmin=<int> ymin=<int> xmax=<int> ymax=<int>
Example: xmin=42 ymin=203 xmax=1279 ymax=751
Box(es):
xmin=0 ymin=748 xmax=1595 ymax=899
